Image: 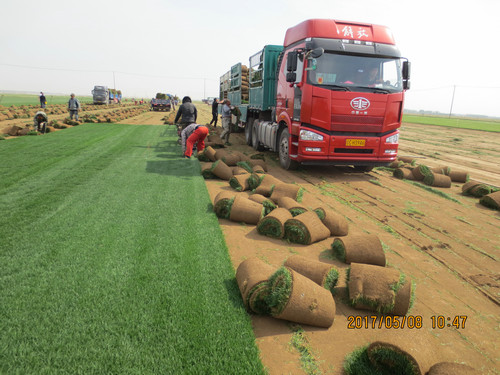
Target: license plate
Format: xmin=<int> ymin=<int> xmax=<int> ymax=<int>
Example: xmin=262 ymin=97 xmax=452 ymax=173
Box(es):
xmin=346 ymin=139 xmax=366 ymax=147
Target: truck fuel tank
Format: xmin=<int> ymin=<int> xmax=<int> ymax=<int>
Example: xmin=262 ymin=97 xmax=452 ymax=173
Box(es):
xmin=256 ymin=121 xmax=279 ymax=151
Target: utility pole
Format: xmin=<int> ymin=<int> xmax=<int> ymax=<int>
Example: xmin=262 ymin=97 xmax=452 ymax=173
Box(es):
xmin=113 ymin=71 xmax=116 ymax=91
xmin=204 ymin=78 xmax=206 ymax=100
xmin=448 ymin=85 xmax=456 ymax=118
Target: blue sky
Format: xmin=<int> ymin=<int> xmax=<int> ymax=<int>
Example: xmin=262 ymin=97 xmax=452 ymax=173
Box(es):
xmin=1 ymin=0 xmax=500 ymax=117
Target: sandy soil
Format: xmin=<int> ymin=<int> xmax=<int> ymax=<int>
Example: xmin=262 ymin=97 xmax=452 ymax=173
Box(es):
xmin=3 ymin=104 xmax=498 ymax=374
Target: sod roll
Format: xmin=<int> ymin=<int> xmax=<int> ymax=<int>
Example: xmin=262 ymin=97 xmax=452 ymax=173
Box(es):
xmin=249 ymin=194 xmax=276 ymax=215
xmin=201 ymin=166 xmax=216 ymax=179
xmin=267 ymin=267 xmax=335 ymax=328
xmin=249 ymin=159 xmax=268 ymax=172
xmin=431 ymin=166 xmax=449 ymax=175
xmin=232 ymin=166 xmax=249 ymax=175
xmin=462 ymin=180 xmax=481 ymax=194
xmin=235 ymin=257 xmax=275 ymax=314
xmin=277 ymin=196 xmax=308 ymax=216
xmin=448 ymin=170 xmax=469 ymax=183
xmin=398 ymin=156 xmax=417 ymax=165
xmin=314 ymin=207 xmax=349 ymax=236
xmin=221 ymin=153 xmax=241 ymax=166
xmin=210 ymin=160 xmax=233 ymax=180
xmin=252 ymin=164 xmax=265 ymax=174
xmin=284 ymin=254 xmax=339 ymax=293
xmin=229 ymin=195 xmax=265 ymax=224
xmin=213 ymin=191 xmax=237 ymax=219
xmin=331 ymin=233 xmax=386 ymax=266
xmin=236 ymin=160 xmax=254 ymax=173
xmin=229 ymin=173 xmax=251 ymax=191
xmin=423 ymin=173 xmax=452 ymax=188
xmin=479 ymin=190 xmax=500 ymax=210
xmin=270 ymin=183 xmax=305 ymax=203
xmin=257 ymin=208 xmax=292 ymax=238
xmin=367 ymin=342 xmax=421 ymax=375
xmin=203 ymin=146 xmax=217 ymax=162
xmin=389 ymin=160 xmax=404 ymax=168
xmin=255 ymin=174 xmax=282 ymax=196
xmin=426 ymin=362 xmax=481 ymax=375
xmin=411 ymin=165 xmax=432 ymax=181
xmin=284 ymin=211 xmax=331 ymax=245
xmin=247 ymin=173 xmax=262 ymax=190
xmin=393 ymin=168 xmax=415 ymax=180
xmin=348 ymin=263 xmax=413 ymax=315
xmin=469 ymin=184 xmax=492 ymax=198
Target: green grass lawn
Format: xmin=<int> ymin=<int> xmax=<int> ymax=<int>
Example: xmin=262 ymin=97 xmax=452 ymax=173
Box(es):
xmin=403 ymin=114 xmax=500 ymax=132
xmin=0 ymin=124 xmax=265 ymax=374
xmin=0 ymin=94 xmax=94 ymax=107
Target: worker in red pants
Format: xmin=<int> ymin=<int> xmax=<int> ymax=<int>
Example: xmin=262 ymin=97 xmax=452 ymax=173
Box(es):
xmin=181 ymin=124 xmax=209 ymax=158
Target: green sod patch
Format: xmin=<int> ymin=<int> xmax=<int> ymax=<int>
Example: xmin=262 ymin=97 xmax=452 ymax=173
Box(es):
xmin=0 ymin=124 xmax=264 ymax=374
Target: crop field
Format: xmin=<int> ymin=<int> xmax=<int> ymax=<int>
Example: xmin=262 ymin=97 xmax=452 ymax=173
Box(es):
xmin=1 ymin=101 xmax=499 ymax=374
xmin=0 ymin=93 xmax=94 ymax=107
xmin=403 ymin=114 xmax=500 ymax=132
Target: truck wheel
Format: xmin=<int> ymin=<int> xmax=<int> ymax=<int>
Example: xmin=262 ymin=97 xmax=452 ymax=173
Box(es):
xmin=279 ymin=128 xmax=299 ymax=170
xmin=245 ymin=118 xmax=254 ymax=145
xmin=252 ymin=121 xmax=264 ymax=151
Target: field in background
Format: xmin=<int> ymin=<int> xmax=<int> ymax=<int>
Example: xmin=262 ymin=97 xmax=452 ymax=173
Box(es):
xmin=0 ymin=93 xmax=95 ymax=107
xmin=403 ymin=114 xmax=500 ymax=132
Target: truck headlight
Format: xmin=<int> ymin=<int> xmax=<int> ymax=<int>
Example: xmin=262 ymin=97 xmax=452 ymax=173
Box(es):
xmin=385 ymin=133 xmax=399 ymax=144
xmin=300 ymin=129 xmax=323 ymax=141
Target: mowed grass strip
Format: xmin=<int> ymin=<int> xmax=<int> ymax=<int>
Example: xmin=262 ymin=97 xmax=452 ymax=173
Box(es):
xmin=0 ymin=124 xmax=265 ymax=374
xmin=403 ymin=114 xmax=500 ymax=132
xmin=0 ymin=93 xmax=93 ymax=107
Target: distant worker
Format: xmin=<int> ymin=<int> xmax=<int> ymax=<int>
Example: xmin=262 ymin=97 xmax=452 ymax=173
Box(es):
xmin=209 ymin=98 xmax=219 ymax=127
xmin=33 ymin=111 xmax=48 ymax=134
xmin=174 ymin=96 xmax=198 ymax=142
xmin=220 ymin=99 xmax=232 ymax=146
xmin=39 ymin=92 xmax=46 ymax=109
xmin=68 ymin=93 xmax=81 ymax=121
xmin=181 ymin=123 xmax=209 ymax=159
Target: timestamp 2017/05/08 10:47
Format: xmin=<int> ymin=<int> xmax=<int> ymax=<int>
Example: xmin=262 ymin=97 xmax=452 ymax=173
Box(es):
xmin=347 ymin=315 xmax=468 ymax=330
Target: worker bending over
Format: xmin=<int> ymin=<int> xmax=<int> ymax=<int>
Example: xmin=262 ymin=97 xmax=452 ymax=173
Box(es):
xmin=181 ymin=124 xmax=209 ymax=158
xmin=33 ymin=111 xmax=48 ymax=134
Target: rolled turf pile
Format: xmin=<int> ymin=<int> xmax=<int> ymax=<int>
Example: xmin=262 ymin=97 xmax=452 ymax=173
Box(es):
xmin=398 ymin=156 xmax=417 ymax=166
xmin=448 ymin=170 xmax=469 ymax=183
xmin=314 ymin=207 xmax=349 ymax=236
xmin=284 ymin=254 xmax=339 ymax=293
xmin=347 ymin=263 xmax=413 ymax=315
xmin=331 ymin=233 xmax=386 ymax=266
xmin=267 ymin=267 xmax=335 ymax=328
xmin=462 ymin=180 xmax=492 ymax=197
xmin=229 ymin=195 xmax=265 ymax=225
xmin=229 ymin=174 xmax=251 ymax=191
xmin=480 ymin=190 xmax=500 ymax=210
xmin=423 ymin=173 xmax=452 ymax=188
xmin=270 ymin=183 xmax=305 ymax=203
xmin=426 ymin=362 xmax=480 ymax=375
xmin=235 ymin=257 xmax=276 ymax=315
xmin=255 ymin=174 xmax=282 ymax=196
xmin=257 ymin=208 xmax=293 ymax=238
xmin=248 ymin=194 xmax=276 ymax=216
xmin=213 ymin=191 xmax=236 ymax=219
xmin=284 ymin=211 xmax=331 ymax=245
xmin=277 ymin=196 xmax=308 ymax=216
xmin=393 ymin=168 xmax=415 ymax=180
xmin=210 ymin=160 xmax=233 ymax=180
xmin=343 ymin=342 xmax=421 ymax=375
xmin=411 ymin=165 xmax=432 ymax=181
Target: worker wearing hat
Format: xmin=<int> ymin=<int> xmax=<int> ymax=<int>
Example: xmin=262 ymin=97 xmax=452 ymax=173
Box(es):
xmin=181 ymin=123 xmax=209 ymax=158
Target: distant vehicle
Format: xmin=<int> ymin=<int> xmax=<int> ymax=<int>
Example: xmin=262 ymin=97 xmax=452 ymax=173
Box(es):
xmin=92 ymin=85 xmax=109 ymax=104
xmin=150 ymin=98 xmax=171 ymax=111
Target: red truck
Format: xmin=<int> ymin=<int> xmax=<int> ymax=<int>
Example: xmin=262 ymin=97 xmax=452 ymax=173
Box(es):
xmin=223 ymin=19 xmax=410 ymax=170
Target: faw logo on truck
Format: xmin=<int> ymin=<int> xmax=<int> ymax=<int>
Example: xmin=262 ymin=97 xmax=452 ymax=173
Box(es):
xmin=350 ymin=97 xmax=370 ymax=111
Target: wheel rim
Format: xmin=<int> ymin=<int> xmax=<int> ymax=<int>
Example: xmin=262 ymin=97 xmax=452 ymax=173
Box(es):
xmin=280 ymin=135 xmax=289 ymax=164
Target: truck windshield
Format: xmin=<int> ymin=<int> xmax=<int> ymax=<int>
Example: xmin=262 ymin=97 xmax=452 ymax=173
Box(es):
xmin=305 ymin=52 xmax=403 ymax=93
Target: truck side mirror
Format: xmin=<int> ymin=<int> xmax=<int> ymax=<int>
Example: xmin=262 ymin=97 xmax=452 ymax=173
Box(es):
xmin=402 ymin=61 xmax=411 ymax=80
xmin=287 ymin=51 xmax=298 ymax=72
xmin=286 ymin=72 xmax=297 ymax=83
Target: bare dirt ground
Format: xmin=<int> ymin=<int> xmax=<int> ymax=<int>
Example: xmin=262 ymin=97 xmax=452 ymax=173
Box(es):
xmin=4 ymin=104 xmax=498 ymax=374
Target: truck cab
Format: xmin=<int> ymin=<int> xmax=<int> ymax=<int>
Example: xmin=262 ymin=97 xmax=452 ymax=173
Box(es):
xmin=275 ymin=19 xmax=410 ymax=169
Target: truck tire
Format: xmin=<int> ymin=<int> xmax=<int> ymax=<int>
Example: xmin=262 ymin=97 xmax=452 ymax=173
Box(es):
xmin=245 ymin=118 xmax=254 ymax=145
xmin=279 ymin=128 xmax=299 ymax=170
xmin=252 ymin=121 xmax=264 ymax=151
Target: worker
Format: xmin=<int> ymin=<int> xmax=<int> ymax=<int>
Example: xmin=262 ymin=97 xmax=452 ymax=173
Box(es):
xmin=68 ymin=93 xmax=81 ymax=121
xmin=220 ymin=99 xmax=232 ymax=146
xmin=33 ymin=111 xmax=48 ymax=134
xmin=39 ymin=92 xmax=46 ymax=108
xmin=181 ymin=123 xmax=209 ymax=159
xmin=174 ymin=96 xmax=197 ymax=143
xmin=209 ymin=98 xmax=219 ymax=127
